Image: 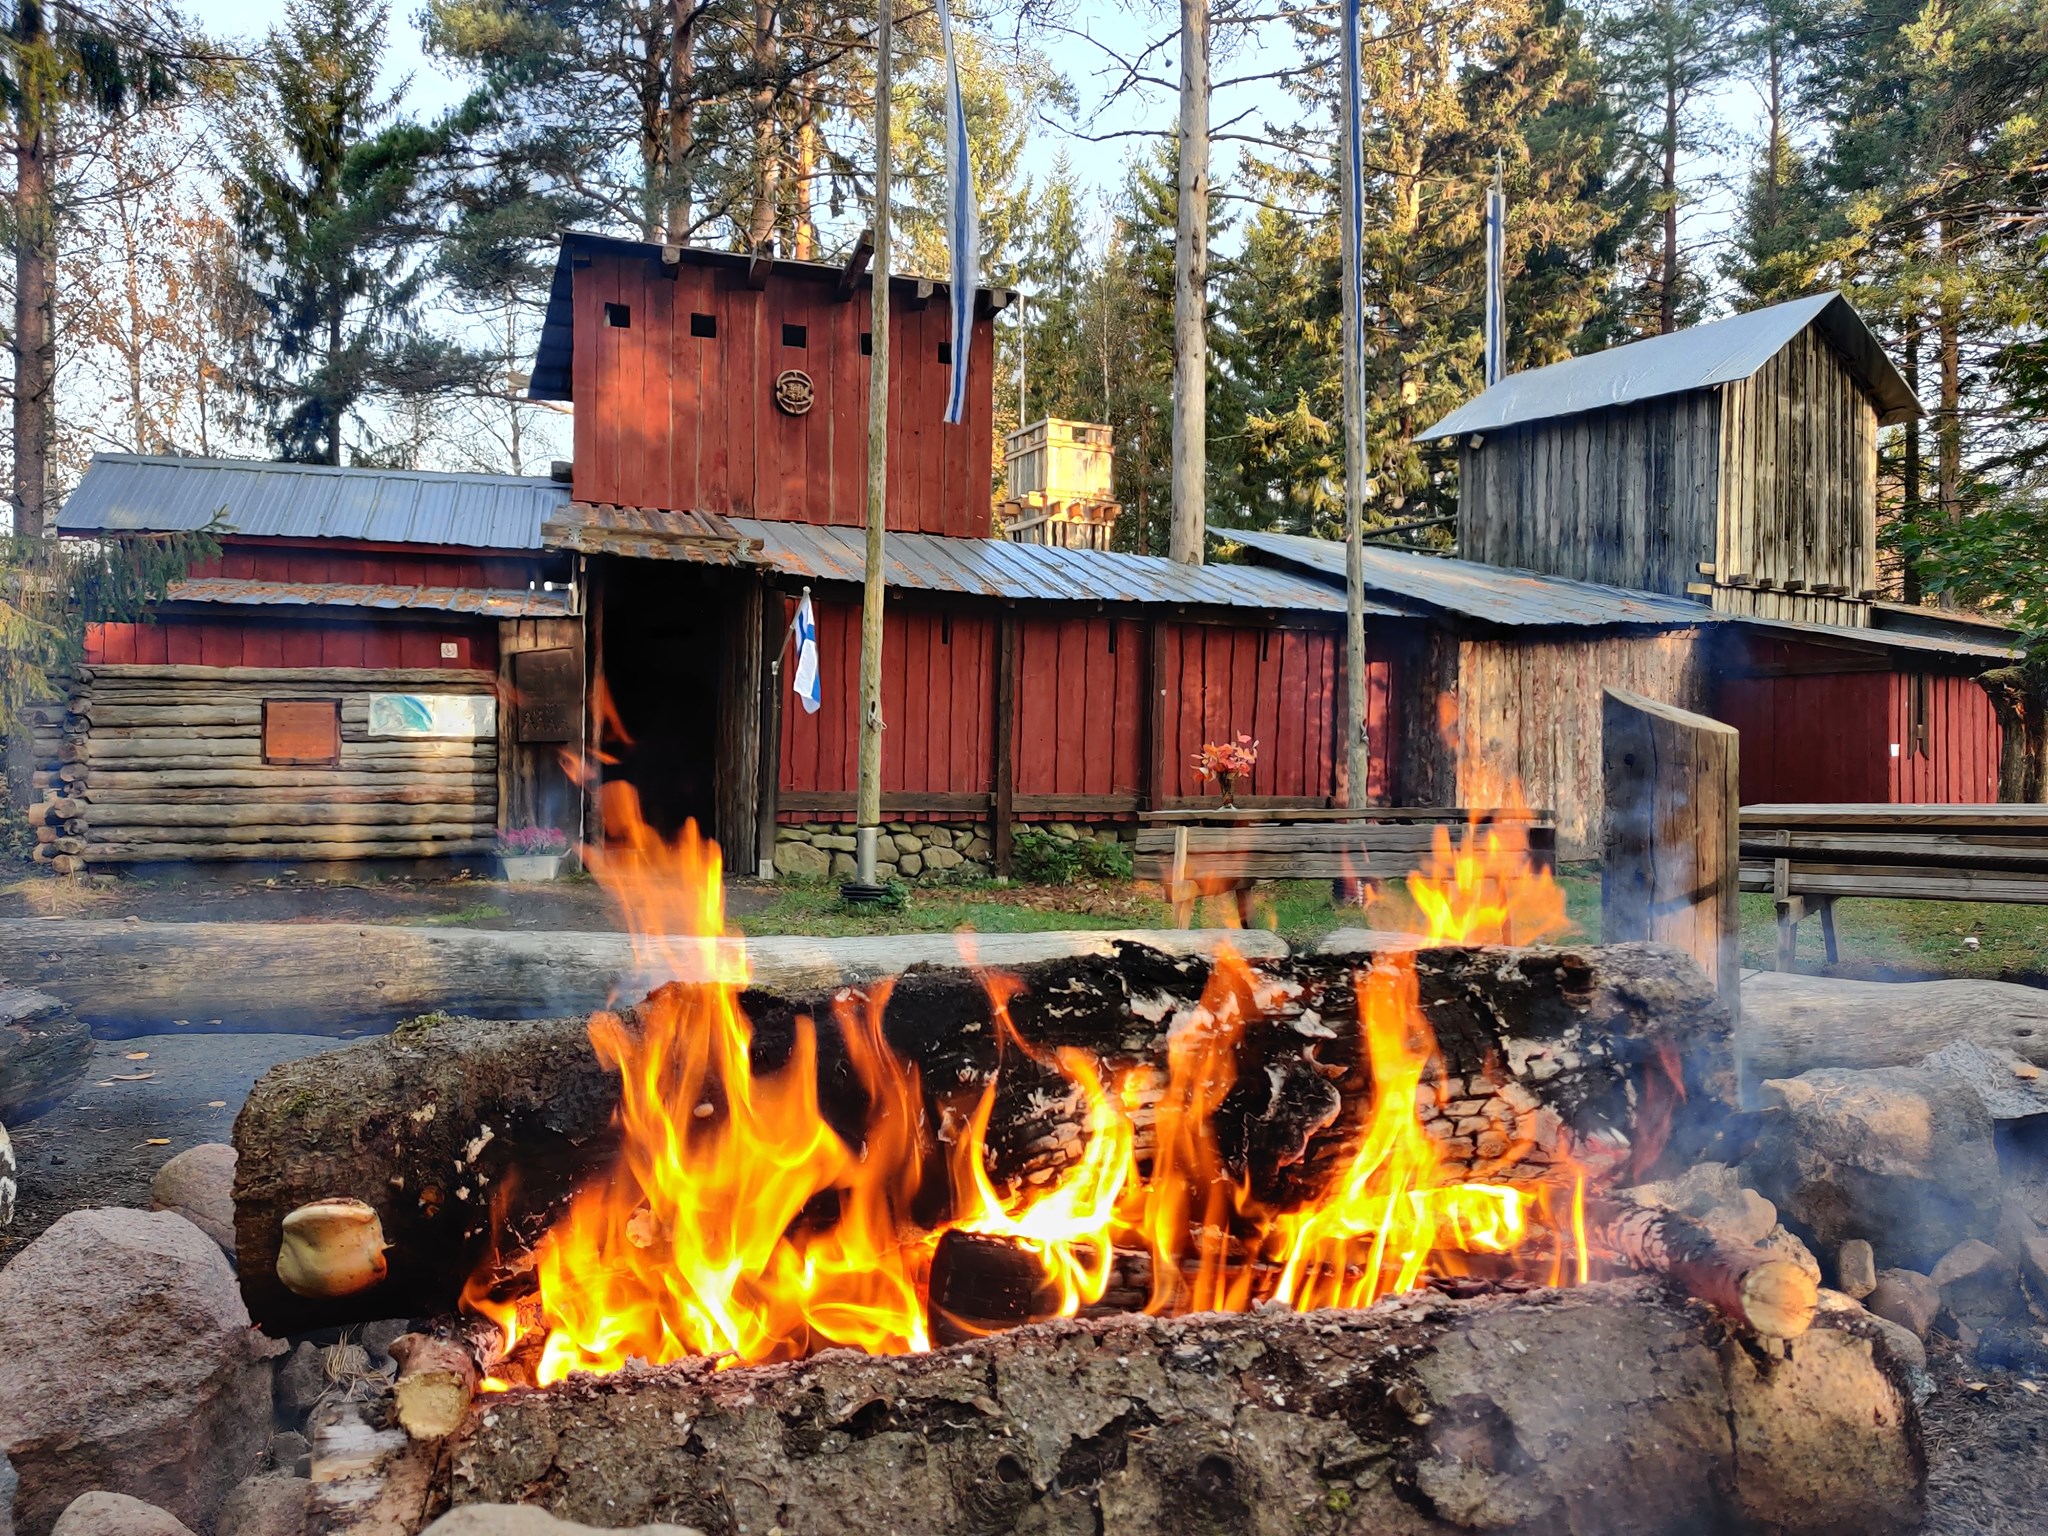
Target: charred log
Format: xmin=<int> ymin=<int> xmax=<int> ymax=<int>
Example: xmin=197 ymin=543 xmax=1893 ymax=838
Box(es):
xmin=234 ymin=941 xmax=1731 ymax=1333
xmin=416 ymin=1282 xmax=1920 ymax=1536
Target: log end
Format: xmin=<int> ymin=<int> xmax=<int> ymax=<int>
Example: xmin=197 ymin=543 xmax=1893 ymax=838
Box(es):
xmin=1739 ymin=1259 xmax=1821 ymax=1340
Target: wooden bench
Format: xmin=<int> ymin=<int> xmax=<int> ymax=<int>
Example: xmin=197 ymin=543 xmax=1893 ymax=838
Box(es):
xmin=1739 ymin=804 xmax=2048 ymax=968
xmin=1133 ymin=808 xmax=1556 ymax=928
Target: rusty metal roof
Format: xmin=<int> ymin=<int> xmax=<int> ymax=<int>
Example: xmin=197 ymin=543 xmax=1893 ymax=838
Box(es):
xmin=59 ymin=454 xmax=568 ymax=550
xmin=1415 ymin=291 xmax=1921 ymax=442
xmin=164 ymin=577 xmax=573 ymax=619
xmin=723 ymin=518 xmax=1417 ymax=615
xmin=1213 ymin=525 xmax=1714 ymax=629
xmin=543 ymin=502 xmax=762 ymax=562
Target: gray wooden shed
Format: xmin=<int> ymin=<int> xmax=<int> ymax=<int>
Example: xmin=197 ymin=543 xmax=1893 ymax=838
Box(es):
xmin=1416 ymin=293 xmax=1922 ymax=628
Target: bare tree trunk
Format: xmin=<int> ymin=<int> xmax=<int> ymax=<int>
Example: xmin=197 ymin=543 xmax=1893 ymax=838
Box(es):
xmin=748 ymin=0 xmax=782 ymax=253
xmin=1659 ymin=75 xmax=1679 ymax=335
xmin=1977 ymin=664 xmax=2048 ymax=804
xmin=1763 ymin=36 xmax=1783 ymax=226
xmin=1900 ymin=300 xmax=1922 ymax=604
xmin=665 ymin=0 xmax=697 ymax=244
xmin=1936 ymin=219 xmax=1962 ymax=528
xmin=11 ymin=62 xmax=54 ymax=537
xmin=792 ymin=100 xmax=819 ymax=260
xmin=1169 ymin=0 xmax=1209 ymax=566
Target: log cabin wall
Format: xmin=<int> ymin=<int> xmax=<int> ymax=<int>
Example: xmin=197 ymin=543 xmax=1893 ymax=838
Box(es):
xmin=1711 ymin=325 xmax=1879 ymax=622
xmin=1432 ymin=628 xmax=1717 ymax=858
xmin=41 ymin=660 xmax=500 ymax=866
xmin=1453 ymin=391 xmax=1722 ymax=598
xmin=569 ymin=250 xmax=996 ymax=537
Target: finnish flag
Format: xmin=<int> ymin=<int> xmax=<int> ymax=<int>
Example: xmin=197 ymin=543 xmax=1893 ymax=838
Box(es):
xmin=791 ymin=590 xmax=822 ymax=715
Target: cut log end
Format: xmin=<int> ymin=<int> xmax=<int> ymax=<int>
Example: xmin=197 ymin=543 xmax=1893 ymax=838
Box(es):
xmin=389 ymin=1334 xmax=480 ymax=1441
xmin=1740 ymin=1258 xmax=1822 ymax=1340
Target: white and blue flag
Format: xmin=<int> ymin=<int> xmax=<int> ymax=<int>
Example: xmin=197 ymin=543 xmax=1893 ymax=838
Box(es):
xmin=1483 ymin=160 xmax=1507 ymax=386
xmin=792 ymin=589 xmax=822 ymax=715
xmin=936 ymin=0 xmax=977 ymax=425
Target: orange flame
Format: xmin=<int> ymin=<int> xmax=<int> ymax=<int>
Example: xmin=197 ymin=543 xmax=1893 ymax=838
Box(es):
xmin=479 ymin=792 xmax=1589 ymax=1380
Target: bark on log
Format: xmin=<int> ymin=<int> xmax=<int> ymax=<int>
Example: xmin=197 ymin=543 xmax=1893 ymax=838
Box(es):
xmin=1738 ymin=971 xmax=2048 ymax=1097
xmin=79 ymin=785 xmax=497 ymax=806
xmin=228 ymin=940 xmax=1730 ymax=1333
xmin=78 ymin=664 xmax=495 ymax=687
xmin=83 ymin=818 xmax=492 ymax=841
xmin=77 ymin=770 xmax=499 ymax=789
xmin=423 ymin=1282 xmax=1922 ymax=1536
xmin=0 ymin=984 xmax=94 ymax=1122
xmin=81 ymin=839 xmax=495 ymax=864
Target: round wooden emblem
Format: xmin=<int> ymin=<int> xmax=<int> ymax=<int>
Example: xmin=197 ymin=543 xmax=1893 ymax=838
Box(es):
xmin=774 ymin=369 xmax=815 ymax=416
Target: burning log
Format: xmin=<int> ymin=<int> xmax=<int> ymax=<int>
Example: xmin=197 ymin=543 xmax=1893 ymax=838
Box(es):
xmin=232 ymin=940 xmax=1732 ymax=1333
xmin=1587 ymin=1196 xmax=1818 ymax=1338
xmin=412 ymin=1281 xmax=1921 ymax=1536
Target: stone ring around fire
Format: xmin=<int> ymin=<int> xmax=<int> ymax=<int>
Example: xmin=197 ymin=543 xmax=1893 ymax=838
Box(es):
xmin=774 ymin=369 xmax=815 ymax=415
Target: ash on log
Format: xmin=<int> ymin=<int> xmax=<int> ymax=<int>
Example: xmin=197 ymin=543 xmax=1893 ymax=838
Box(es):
xmin=410 ymin=1281 xmax=1920 ymax=1536
xmin=232 ymin=940 xmax=1732 ymax=1332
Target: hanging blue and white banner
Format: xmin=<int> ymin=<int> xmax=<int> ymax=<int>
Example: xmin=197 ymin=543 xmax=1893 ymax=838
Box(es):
xmin=1483 ymin=165 xmax=1507 ymax=386
xmin=792 ymin=589 xmax=822 ymax=715
xmin=936 ymin=0 xmax=978 ymax=425
xmin=1339 ymin=0 xmax=1368 ymax=417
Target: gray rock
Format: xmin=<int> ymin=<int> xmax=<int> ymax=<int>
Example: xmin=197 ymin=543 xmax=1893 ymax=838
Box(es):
xmin=1931 ymin=1238 xmax=2026 ymax=1324
xmin=0 ymin=987 xmax=92 ymax=1124
xmin=924 ymin=845 xmax=963 ymax=871
xmin=214 ymin=1476 xmax=306 ymax=1536
xmin=829 ymin=851 xmax=857 ymax=880
xmin=2 ymin=1452 xmax=16 ymax=1536
xmin=261 ymin=1433 xmax=310 ymax=1479
xmin=1745 ymin=1065 xmax=2003 ymax=1268
xmin=774 ymin=841 xmax=830 ymax=881
xmin=1866 ymin=1268 xmax=1941 ymax=1340
xmin=150 ymin=1145 xmax=236 ymax=1260
xmin=419 ymin=1508 xmax=702 ymax=1536
xmin=813 ymin=833 xmax=857 ymax=853
xmin=49 ymin=1496 xmax=194 ymax=1536
xmin=357 ymin=1321 xmax=409 ymax=1372
xmin=1621 ymin=1162 xmax=1776 ymax=1248
xmin=897 ymin=853 xmax=923 ymax=877
xmin=0 ymin=1210 xmax=280 ymax=1536
xmin=1921 ymin=1039 xmax=2048 ymax=1121
xmin=872 ymin=834 xmax=899 ymax=861
xmin=272 ymin=1344 xmax=326 ymax=1425
xmin=1836 ymin=1240 xmax=1877 ymax=1300
xmin=894 ymin=832 xmax=922 ymax=854
xmin=1758 ymin=1224 xmax=1822 ymax=1282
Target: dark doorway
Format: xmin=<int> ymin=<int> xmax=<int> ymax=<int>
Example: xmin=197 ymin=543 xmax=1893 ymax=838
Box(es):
xmin=597 ymin=560 xmax=731 ymax=842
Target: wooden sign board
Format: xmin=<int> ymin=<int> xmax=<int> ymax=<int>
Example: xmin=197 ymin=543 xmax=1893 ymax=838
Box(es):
xmin=263 ymin=699 xmax=341 ymax=766
xmin=514 ymin=648 xmax=580 ymax=743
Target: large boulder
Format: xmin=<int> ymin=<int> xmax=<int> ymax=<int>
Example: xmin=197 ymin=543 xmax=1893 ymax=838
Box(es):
xmin=150 ymin=1146 xmax=236 ymax=1261
xmin=0 ymin=1210 xmax=282 ymax=1536
xmin=0 ymin=986 xmax=91 ymax=1124
xmin=47 ymin=1496 xmax=193 ymax=1536
xmin=213 ymin=1476 xmax=305 ymax=1536
xmin=1743 ymin=1065 xmax=2003 ymax=1269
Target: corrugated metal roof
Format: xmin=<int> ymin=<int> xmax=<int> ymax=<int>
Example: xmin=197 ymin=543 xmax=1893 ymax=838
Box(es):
xmin=725 ymin=518 xmax=1414 ymax=615
xmin=1414 ymin=292 xmax=1922 ymax=443
xmin=59 ymin=454 xmax=568 ymax=550
xmin=163 ymin=578 xmax=573 ymax=619
xmin=1213 ymin=525 xmax=1715 ymax=628
xmin=1735 ymin=614 xmax=2016 ymax=662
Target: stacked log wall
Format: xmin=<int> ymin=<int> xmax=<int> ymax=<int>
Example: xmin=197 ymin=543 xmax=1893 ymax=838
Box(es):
xmin=39 ymin=663 xmax=501 ymax=867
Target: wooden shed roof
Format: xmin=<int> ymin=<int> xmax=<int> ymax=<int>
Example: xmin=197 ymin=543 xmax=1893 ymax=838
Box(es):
xmin=1414 ymin=292 xmax=1923 ymax=443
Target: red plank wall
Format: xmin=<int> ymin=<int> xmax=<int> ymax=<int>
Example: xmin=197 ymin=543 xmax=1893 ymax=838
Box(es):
xmin=1716 ymin=669 xmax=2000 ymax=804
xmin=573 ymin=253 xmax=996 ymax=536
xmin=86 ymin=616 xmax=497 ymax=670
xmin=777 ymin=598 xmax=1389 ymax=814
xmin=189 ymin=539 xmax=540 ymax=589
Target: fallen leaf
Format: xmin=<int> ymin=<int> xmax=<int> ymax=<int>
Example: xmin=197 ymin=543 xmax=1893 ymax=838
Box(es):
xmin=1966 ymin=1381 xmax=1990 ymax=1392
xmin=207 ymin=1100 xmax=227 ymax=1109
xmin=110 ymin=1071 xmax=155 ymax=1081
xmin=2021 ymin=1381 xmax=2041 ymax=1395
xmin=124 ymin=1051 xmax=149 ymax=1061
xmin=142 ymin=1138 xmax=170 ymax=1146
xmin=94 ymin=1080 xmax=114 ymax=1087
xmin=2016 ymin=1064 xmax=2042 ymax=1081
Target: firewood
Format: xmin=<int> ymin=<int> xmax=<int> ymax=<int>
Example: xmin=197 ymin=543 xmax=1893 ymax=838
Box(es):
xmin=225 ymin=941 xmax=1730 ymax=1333
xmin=1587 ymin=1195 xmax=1818 ymax=1338
xmin=387 ymin=1334 xmax=480 ymax=1441
xmin=435 ymin=1281 xmax=1922 ymax=1536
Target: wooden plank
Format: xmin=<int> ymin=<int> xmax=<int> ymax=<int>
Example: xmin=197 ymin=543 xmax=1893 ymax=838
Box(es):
xmin=993 ymin=614 xmax=1016 ymax=875
xmin=1602 ymin=687 xmax=1740 ymax=1011
xmin=1133 ymin=824 xmax=1546 ymax=855
xmin=1742 ymin=804 xmax=2048 ymax=828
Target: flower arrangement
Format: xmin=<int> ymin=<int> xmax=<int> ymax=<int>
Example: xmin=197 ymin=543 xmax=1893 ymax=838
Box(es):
xmin=1192 ymin=734 xmax=1259 ymax=806
xmin=496 ymin=825 xmax=571 ymax=857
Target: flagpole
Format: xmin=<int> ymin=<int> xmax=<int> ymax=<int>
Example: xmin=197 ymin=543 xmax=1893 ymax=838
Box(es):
xmin=853 ymin=0 xmax=893 ymax=891
xmin=1337 ymin=0 xmax=1369 ymax=808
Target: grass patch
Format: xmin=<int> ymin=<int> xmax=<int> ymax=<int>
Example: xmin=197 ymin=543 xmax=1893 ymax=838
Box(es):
xmin=413 ymin=902 xmax=513 ymax=927
xmin=1736 ymin=891 xmax=2048 ymax=980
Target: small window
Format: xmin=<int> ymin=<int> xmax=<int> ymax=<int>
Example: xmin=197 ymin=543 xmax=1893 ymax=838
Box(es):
xmin=604 ymin=302 xmax=631 ymax=329
xmin=263 ymin=699 xmax=341 ymax=766
xmin=941 ymin=614 xmax=953 ymax=646
xmin=690 ymin=312 xmax=717 ymax=339
xmin=937 ymin=341 xmax=953 ymax=365
xmin=859 ymin=331 xmax=872 ymax=356
xmin=782 ymin=323 xmax=808 ymax=348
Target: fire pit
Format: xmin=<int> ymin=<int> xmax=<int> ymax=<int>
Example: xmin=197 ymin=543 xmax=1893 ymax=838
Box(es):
xmin=225 ymin=804 xmax=1923 ymax=1536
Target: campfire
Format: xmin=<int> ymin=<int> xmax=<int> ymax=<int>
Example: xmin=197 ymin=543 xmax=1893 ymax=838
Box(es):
xmin=224 ymin=797 xmax=1923 ymax=1536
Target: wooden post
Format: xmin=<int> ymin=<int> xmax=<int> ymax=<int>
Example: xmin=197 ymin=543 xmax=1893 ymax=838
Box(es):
xmin=992 ymin=612 xmax=1016 ymax=876
xmin=756 ymin=591 xmax=785 ymax=877
xmin=853 ymin=0 xmax=893 ymax=886
xmin=1143 ymin=619 xmax=1168 ymax=811
xmin=714 ymin=576 xmax=764 ymax=860
xmin=1601 ymin=687 xmax=1741 ymax=1014
xmin=1168 ymin=0 xmax=1208 ymax=566
xmin=1335 ymin=0 xmax=1369 ymax=806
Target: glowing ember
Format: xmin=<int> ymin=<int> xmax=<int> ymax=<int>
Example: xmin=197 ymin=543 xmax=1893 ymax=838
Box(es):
xmin=475 ymin=794 xmax=1586 ymax=1382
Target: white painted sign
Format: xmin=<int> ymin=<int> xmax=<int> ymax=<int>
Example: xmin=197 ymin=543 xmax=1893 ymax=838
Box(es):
xmin=367 ymin=693 xmax=497 ymax=739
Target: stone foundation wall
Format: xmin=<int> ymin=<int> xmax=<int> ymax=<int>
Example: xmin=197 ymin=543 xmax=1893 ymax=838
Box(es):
xmin=770 ymin=820 xmax=1128 ymax=883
